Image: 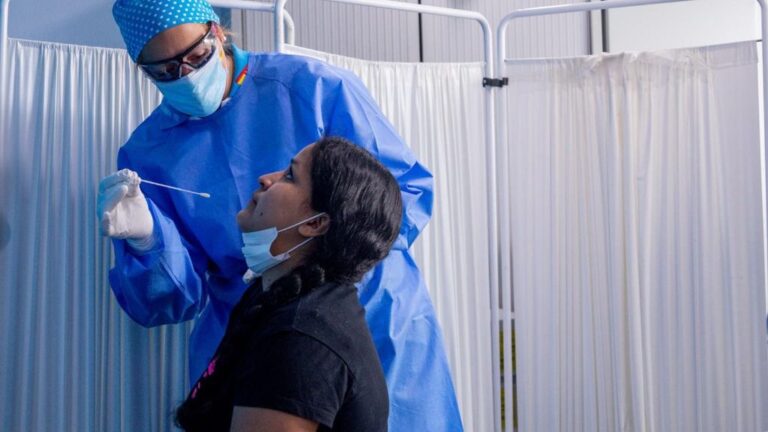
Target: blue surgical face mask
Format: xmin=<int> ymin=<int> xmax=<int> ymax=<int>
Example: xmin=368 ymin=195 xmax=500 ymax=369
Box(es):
xmin=153 ymin=47 xmax=228 ymax=118
xmin=241 ymin=213 xmax=327 ymax=284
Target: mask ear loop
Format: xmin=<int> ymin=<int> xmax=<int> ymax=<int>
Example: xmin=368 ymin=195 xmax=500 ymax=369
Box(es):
xmin=277 ymin=212 xmax=327 ymax=234
xmin=282 ymin=237 xmax=314 ymax=256
xmin=275 ymin=213 xmax=328 ymax=256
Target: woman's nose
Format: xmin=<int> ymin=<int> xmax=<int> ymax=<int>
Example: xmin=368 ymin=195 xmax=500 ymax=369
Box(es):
xmin=259 ymin=172 xmax=279 ymax=190
xmin=259 ymin=175 xmax=272 ymax=190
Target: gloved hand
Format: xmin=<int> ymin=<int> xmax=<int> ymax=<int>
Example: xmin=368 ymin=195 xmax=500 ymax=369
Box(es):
xmin=97 ymin=169 xmax=155 ymax=250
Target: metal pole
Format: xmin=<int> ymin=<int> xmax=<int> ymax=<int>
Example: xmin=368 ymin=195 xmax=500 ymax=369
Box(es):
xmin=317 ymin=0 xmax=493 ymax=67
xmin=503 ymin=0 xmax=692 ymax=22
xmin=0 ymin=0 xmax=9 ymax=144
xmin=208 ymin=0 xmax=294 ymax=46
xmin=498 ymin=0 xmax=699 ymax=68
xmin=321 ymin=0 xmax=488 ymax=21
xmin=274 ymin=0 xmax=286 ymax=52
xmin=0 ymin=0 xmax=7 ymax=69
xmin=757 ymin=0 xmax=768 ymax=315
xmin=1 ymin=0 xmax=8 ymax=92
xmin=284 ymin=8 xmax=295 ymax=45
xmin=495 ymin=67 xmax=513 ymax=431
xmin=209 ymin=0 xmax=273 ymax=10
xmin=493 ymin=4 xmax=516 ymax=430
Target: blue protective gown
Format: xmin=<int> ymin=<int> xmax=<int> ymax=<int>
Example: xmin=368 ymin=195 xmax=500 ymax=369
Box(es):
xmin=109 ymin=47 xmax=463 ymax=431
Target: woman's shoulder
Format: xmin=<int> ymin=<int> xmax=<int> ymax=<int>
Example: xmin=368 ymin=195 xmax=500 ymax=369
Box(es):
xmin=265 ymin=282 xmax=361 ymax=332
xmin=233 ymin=323 xmax=387 ymax=430
xmin=263 ymin=281 xmax=375 ymax=364
xmin=294 ymin=282 xmax=364 ymax=329
xmin=235 ymin=282 xmax=388 ymax=428
xmin=297 ymin=283 xmax=379 ymax=367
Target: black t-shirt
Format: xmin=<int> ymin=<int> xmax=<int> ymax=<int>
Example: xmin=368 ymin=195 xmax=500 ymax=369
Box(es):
xmin=222 ymin=281 xmax=389 ymax=431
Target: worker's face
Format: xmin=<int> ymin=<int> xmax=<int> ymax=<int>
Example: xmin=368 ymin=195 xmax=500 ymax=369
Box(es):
xmin=138 ymin=22 xmax=227 ymax=79
xmin=237 ymin=144 xmax=319 ymax=252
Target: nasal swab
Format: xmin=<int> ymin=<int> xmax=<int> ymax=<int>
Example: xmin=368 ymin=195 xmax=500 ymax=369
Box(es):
xmin=140 ymin=179 xmax=211 ymax=198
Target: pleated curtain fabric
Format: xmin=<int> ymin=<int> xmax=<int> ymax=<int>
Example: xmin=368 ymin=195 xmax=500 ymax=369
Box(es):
xmin=0 ymin=39 xmax=495 ymax=432
xmin=502 ymin=41 xmax=768 ymax=432
xmin=285 ymin=45 xmax=496 ymax=432
xmin=0 ymin=39 xmax=191 ymax=432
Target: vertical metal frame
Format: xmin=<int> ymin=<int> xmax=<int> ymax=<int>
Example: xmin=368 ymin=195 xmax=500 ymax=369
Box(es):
xmin=0 ymin=0 xmax=9 ymax=149
xmin=208 ymin=0 xmax=295 ymax=48
xmin=495 ymin=1 xmax=768 ymax=431
xmin=274 ymin=0 xmax=286 ymax=52
xmin=0 ymin=0 xmax=7 ymax=73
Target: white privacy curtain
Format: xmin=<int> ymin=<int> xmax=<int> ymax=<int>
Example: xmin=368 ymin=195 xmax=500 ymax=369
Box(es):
xmin=0 ymin=39 xmax=191 ymax=432
xmin=0 ymin=38 xmax=494 ymax=431
xmin=502 ymin=41 xmax=768 ymax=432
xmin=285 ymin=45 xmax=495 ymax=432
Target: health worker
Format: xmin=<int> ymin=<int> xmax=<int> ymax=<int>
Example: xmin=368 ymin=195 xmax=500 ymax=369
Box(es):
xmin=96 ymin=0 xmax=462 ymax=430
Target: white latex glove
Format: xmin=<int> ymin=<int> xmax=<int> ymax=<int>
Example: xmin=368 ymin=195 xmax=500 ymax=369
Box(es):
xmin=97 ymin=169 xmax=155 ymax=249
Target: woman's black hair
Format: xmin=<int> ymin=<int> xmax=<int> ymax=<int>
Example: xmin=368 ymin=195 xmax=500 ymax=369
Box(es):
xmin=174 ymin=136 xmax=402 ymax=431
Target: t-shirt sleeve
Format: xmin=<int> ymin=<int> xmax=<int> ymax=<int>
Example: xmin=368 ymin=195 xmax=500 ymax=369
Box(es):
xmin=231 ymin=330 xmax=351 ymax=428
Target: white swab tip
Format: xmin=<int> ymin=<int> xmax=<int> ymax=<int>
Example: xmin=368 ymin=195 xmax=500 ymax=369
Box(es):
xmin=200 ymin=193 xmax=211 ymax=198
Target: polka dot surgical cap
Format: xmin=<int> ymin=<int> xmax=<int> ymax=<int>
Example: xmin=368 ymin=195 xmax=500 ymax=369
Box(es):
xmin=112 ymin=0 xmax=220 ymax=61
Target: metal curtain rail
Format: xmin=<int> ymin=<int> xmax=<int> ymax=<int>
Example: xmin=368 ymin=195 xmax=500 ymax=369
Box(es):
xmin=276 ymin=1 xmax=502 ymax=431
xmin=0 ymin=0 xmax=7 ymax=75
xmin=497 ymin=0 xmax=704 ymax=74
xmin=0 ymin=0 xmax=293 ymax=166
xmin=208 ymin=0 xmax=295 ymax=48
xmin=0 ymin=0 xmax=9 ymax=144
xmin=496 ymin=0 xmax=768 ymax=193
xmin=0 ymin=0 xmax=7 ymax=68
xmin=276 ymin=0 xmax=286 ymax=52
xmin=0 ymin=0 xmax=295 ymax=61
xmin=291 ymin=0 xmax=494 ymax=77
xmin=495 ymin=1 xmax=768 ymax=431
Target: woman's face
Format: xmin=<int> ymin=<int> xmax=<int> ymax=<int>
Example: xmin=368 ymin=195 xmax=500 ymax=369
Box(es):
xmin=236 ymin=144 xmax=317 ymax=248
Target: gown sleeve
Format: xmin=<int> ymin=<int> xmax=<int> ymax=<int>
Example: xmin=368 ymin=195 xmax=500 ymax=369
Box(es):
xmin=107 ymin=153 xmax=208 ymax=327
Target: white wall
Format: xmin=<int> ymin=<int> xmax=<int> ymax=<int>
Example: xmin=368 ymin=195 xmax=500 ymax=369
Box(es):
xmin=605 ymin=0 xmax=760 ymax=52
xmin=7 ymin=0 xmax=123 ymax=48
xmin=231 ymin=0 xmax=421 ymax=62
xmin=422 ymin=0 xmax=590 ymax=62
xmin=6 ymin=0 xmax=232 ymax=49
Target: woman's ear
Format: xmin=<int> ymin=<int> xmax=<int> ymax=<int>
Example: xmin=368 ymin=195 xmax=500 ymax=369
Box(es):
xmin=297 ymin=214 xmax=330 ymax=238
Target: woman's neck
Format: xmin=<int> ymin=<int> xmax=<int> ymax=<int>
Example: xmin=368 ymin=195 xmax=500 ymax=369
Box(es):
xmin=260 ymin=242 xmax=315 ymax=291
xmin=261 ymin=251 xmax=308 ymax=291
xmin=261 ymin=262 xmax=293 ymax=291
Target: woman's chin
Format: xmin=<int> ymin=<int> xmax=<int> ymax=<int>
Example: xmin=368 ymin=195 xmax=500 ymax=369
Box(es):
xmin=235 ymin=210 xmax=250 ymax=231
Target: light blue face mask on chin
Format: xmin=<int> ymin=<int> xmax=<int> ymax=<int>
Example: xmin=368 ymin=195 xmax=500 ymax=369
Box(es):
xmin=241 ymin=213 xmax=327 ymax=284
xmin=154 ymin=47 xmax=228 ymax=118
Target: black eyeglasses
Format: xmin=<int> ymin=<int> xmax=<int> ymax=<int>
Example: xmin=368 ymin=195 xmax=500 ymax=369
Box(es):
xmin=138 ymin=23 xmax=218 ymax=82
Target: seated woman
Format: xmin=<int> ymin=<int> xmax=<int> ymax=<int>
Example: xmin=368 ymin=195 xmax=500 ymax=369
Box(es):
xmin=175 ymin=136 xmax=401 ymax=431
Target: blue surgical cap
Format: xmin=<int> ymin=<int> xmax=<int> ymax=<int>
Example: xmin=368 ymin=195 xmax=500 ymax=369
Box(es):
xmin=113 ymin=0 xmax=220 ymax=61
